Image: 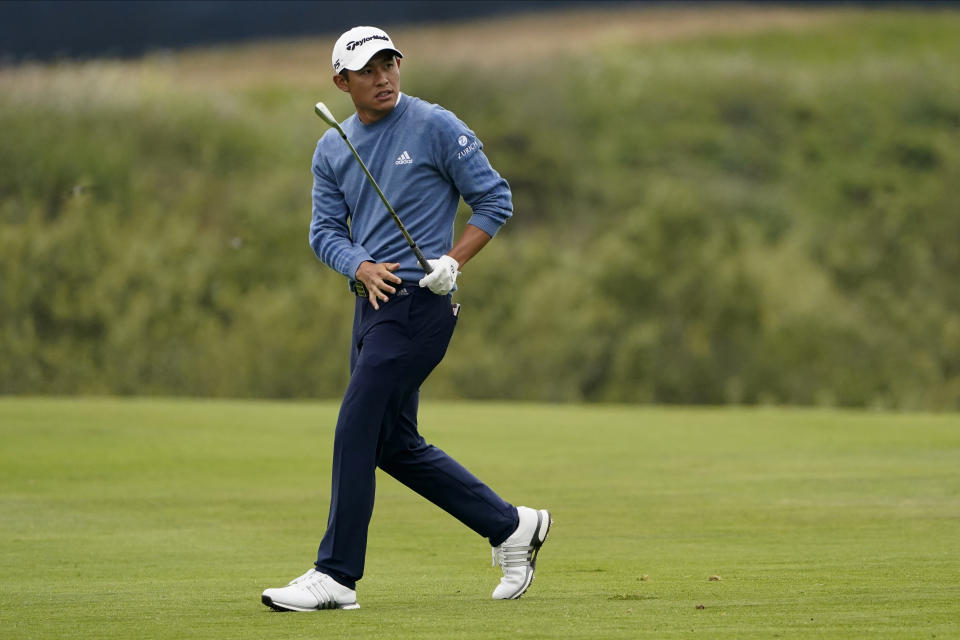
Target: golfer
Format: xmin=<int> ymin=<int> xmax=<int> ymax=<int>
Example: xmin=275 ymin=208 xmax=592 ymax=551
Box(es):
xmin=261 ymin=26 xmax=551 ymax=612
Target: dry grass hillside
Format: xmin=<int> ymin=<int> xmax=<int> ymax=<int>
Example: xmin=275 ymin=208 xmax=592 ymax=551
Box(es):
xmin=172 ymin=4 xmax=844 ymax=86
xmin=1 ymin=4 xmax=848 ymax=92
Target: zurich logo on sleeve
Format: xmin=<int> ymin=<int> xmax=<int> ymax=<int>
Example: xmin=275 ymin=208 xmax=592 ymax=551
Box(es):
xmin=456 ymin=134 xmax=479 ymax=160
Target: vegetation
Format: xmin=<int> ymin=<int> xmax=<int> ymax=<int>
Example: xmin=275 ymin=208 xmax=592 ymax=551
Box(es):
xmin=2 ymin=9 xmax=959 ymax=408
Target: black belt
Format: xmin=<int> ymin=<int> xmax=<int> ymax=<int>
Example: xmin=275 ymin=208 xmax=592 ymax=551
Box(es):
xmin=351 ymin=281 xmax=417 ymax=298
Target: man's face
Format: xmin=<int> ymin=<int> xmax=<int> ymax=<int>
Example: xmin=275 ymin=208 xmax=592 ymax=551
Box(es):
xmin=334 ymin=51 xmax=400 ymax=124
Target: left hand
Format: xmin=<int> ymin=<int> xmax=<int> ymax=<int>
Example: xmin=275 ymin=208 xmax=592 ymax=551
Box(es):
xmin=418 ymin=255 xmax=460 ymax=295
xmin=356 ymin=260 xmax=402 ymax=310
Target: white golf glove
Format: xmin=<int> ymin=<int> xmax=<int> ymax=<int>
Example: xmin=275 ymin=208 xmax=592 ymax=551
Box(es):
xmin=418 ymin=255 xmax=460 ymax=295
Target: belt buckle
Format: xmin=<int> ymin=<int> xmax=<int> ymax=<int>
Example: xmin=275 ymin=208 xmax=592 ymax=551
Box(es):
xmin=353 ymin=281 xmax=368 ymax=297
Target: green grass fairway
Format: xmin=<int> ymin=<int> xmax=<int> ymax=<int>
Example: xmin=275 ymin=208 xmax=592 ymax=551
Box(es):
xmin=1 ymin=398 xmax=958 ymax=638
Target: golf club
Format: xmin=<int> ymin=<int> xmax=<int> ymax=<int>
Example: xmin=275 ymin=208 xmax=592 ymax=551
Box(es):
xmin=314 ymin=101 xmax=433 ymax=274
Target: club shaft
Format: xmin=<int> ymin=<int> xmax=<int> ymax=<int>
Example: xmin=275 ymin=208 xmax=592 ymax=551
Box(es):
xmin=321 ymin=116 xmax=433 ymax=274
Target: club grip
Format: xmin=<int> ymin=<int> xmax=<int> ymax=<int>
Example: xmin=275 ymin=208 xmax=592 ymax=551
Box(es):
xmin=413 ymin=247 xmax=433 ymax=274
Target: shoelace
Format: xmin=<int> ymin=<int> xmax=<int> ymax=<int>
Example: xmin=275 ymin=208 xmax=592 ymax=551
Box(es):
xmin=289 ymin=569 xmax=318 ymax=585
xmin=492 ymin=543 xmax=534 ymax=569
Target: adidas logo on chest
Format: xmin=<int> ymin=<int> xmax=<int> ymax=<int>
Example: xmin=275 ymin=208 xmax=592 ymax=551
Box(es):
xmin=395 ymin=150 xmax=413 ymax=165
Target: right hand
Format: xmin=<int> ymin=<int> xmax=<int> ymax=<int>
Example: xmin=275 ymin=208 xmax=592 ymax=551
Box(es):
xmin=356 ymin=261 xmax=402 ymax=310
xmin=418 ymin=255 xmax=460 ymax=295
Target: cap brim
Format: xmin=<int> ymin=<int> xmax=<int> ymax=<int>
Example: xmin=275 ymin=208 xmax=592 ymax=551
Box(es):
xmin=341 ymin=47 xmax=403 ymax=71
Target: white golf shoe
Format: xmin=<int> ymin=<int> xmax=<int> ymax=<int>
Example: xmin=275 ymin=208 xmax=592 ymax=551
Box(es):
xmin=261 ymin=569 xmax=360 ymax=611
xmin=491 ymin=506 xmax=552 ymax=599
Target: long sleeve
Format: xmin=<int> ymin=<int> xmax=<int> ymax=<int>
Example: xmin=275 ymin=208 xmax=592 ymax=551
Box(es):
xmin=432 ymin=109 xmax=513 ymax=239
xmin=309 ymin=139 xmax=374 ymax=279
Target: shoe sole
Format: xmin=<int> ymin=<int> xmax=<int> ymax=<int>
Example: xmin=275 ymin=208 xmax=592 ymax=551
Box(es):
xmin=506 ymin=509 xmax=552 ymax=600
xmin=261 ymin=594 xmax=360 ymax=611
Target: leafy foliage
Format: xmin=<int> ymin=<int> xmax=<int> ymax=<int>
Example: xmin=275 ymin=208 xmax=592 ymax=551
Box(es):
xmin=2 ymin=11 xmax=959 ymax=407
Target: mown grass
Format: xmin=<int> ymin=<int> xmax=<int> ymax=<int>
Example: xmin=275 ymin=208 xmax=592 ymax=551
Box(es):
xmin=1 ymin=398 xmax=958 ymax=638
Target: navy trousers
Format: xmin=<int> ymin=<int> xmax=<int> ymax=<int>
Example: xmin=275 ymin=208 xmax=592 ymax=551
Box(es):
xmin=315 ymin=286 xmax=519 ymax=589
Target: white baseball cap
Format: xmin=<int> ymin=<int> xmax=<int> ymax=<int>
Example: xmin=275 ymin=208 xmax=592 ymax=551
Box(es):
xmin=331 ymin=26 xmax=403 ymax=73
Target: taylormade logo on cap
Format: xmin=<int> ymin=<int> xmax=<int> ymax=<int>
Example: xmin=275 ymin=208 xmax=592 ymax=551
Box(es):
xmin=346 ymin=34 xmax=389 ymax=51
xmin=332 ymin=26 xmax=403 ymax=72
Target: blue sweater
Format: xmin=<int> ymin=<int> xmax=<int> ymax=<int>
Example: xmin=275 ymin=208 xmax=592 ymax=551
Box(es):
xmin=310 ymin=93 xmax=513 ymax=287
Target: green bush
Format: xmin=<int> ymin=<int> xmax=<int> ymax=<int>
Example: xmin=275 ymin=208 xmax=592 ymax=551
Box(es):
xmin=2 ymin=11 xmax=959 ymax=408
